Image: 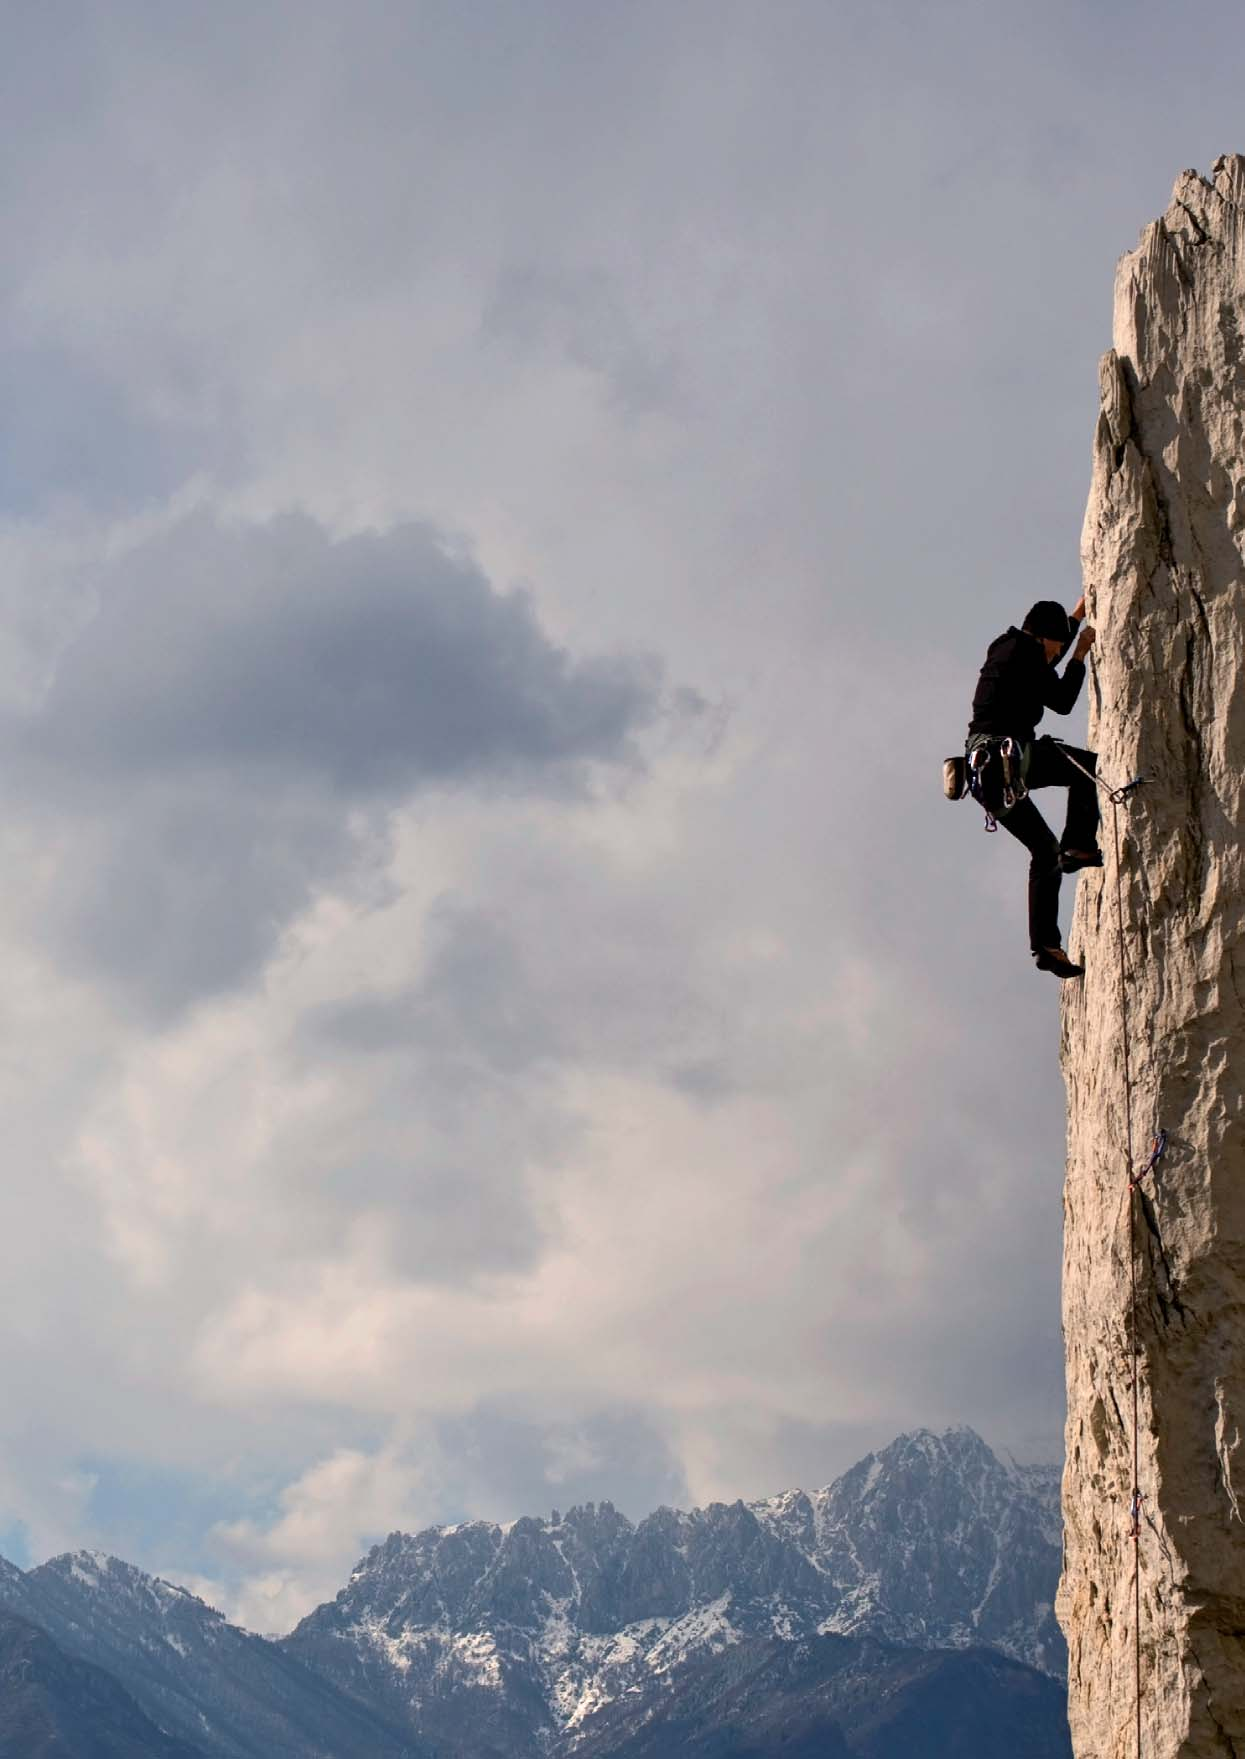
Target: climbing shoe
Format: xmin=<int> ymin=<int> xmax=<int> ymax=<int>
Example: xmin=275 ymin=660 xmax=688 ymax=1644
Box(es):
xmin=1033 ymin=946 xmax=1085 ymax=980
xmin=1059 ymin=847 xmax=1103 ymax=874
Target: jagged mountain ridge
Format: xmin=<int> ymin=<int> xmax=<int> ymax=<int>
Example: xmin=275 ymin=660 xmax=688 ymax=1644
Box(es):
xmin=0 ymin=1551 xmax=419 ymax=1759
xmin=0 ymin=1427 xmax=1060 ymax=1758
xmin=283 ymin=1425 xmax=1063 ymax=1754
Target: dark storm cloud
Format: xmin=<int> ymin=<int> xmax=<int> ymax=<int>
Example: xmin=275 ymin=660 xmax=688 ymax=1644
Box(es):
xmin=3 ymin=512 xmax=665 ymax=1015
xmin=38 ymin=780 xmax=372 ymax=1017
xmin=22 ymin=512 xmax=660 ymax=793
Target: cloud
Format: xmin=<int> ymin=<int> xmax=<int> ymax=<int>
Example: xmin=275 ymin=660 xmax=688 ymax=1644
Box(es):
xmin=208 ymin=1405 xmax=691 ymax=1633
xmin=1 ymin=0 xmax=1238 ymax=1640
xmin=20 ymin=512 xmax=660 ymax=792
xmin=1 ymin=510 xmax=665 ymax=1016
xmin=212 ymin=1445 xmax=427 ymax=1632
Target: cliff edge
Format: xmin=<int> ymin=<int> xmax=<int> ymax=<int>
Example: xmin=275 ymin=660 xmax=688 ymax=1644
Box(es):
xmin=1059 ymin=155 xmax=1245 ymax=1757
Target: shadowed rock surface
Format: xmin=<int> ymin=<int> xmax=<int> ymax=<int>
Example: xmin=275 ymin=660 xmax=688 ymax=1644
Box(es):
xmin=0 ymin=1610 xmax=205 ymax=1758
xmin=0 ymin=1553 xmax=421 ymax=1759
xmin=565 ymin=1633 xmax=1072 ymax=1759
xmin=1060 ymin=152 xmax=1245 ymax=1756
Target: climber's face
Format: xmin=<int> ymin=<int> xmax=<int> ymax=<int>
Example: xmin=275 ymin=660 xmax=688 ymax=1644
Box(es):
xmin=1041 ymin=636 xmax=1063 ymax=664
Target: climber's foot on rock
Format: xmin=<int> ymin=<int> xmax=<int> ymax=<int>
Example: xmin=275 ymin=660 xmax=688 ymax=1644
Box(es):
xmin=1060 ymin=847 xmax=1103 ymax=873
xmin=1034 ymin=945 xmax=1084 ymax=979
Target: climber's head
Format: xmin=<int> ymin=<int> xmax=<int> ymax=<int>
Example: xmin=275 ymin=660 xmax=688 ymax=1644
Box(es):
xmin=1023 ymin=600 xmax=1072 ymax=662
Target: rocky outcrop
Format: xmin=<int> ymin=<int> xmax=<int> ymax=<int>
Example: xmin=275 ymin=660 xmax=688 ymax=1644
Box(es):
xmin=1059 ymin=155 xmax=1245 ymax=1757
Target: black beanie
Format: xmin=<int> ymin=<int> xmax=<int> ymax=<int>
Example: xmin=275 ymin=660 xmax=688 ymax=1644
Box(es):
xmin=1023 ymin=600 xmax=1071 ymax=642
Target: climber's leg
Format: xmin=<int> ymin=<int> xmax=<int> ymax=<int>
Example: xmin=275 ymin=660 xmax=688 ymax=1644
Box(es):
xmin=1027 ymin=737 xmax=1101 ymax=862
xmin=1059 ymin=743 xmax=1101 ymax=856
xmin=1000 ymin=795 xmax=1062 ymax=953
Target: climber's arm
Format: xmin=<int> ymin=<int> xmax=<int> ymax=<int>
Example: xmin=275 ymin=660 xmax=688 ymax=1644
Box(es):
xmin=1050 ymin=599 xmax=1085 ymax=666
xmin=1043 ymin=625 xmax=1096 ymax=713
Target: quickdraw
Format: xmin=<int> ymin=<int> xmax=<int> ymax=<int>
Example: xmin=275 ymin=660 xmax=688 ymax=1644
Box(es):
xmin=1053 ymin=739 xmax=1145 ymax=807
xmin=1130 ymin=1131 xmax=1168 ymax=1194
xmin=1129 ymin=1487 xmax=1143 ymax=1541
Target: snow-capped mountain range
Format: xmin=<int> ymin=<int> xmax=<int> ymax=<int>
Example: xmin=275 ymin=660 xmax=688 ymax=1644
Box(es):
xmin=0 ymin=1426 xmax=1065 ymax=1758
xmin=285 ymin=1425 xmax=1063 ymax=1755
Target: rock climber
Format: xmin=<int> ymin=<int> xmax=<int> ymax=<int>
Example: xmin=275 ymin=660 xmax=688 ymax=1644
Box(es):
xmin=967 ymin=596 xmax=1099 ymax=979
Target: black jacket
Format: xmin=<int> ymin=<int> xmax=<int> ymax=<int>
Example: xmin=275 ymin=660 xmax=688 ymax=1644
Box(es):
xmin=968 ymin=624 xmax=1085 ymax=746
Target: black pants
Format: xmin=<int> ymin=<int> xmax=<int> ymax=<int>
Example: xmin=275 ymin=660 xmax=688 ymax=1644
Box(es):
xmin=1000 ymin=737 xmax=1099 ymax=952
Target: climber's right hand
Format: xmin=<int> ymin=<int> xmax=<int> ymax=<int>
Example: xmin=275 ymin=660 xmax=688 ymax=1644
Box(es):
xmin=1074 ymin=625 xmax=1096 ymax=659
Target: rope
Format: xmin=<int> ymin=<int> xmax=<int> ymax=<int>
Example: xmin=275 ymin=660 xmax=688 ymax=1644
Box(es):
xmin=1094 ymin=767 xmax=1166 ymax=1759
xmin=987 ymin=725 xmax=1156 ymax=1746
xmin=1060 ymin=734 xmax=1159 ymax=1759
xmin=1108 ymin=790 xmax=1143 ymax=1759
xmin=1054 ymin=740 xmax=1144 ymax=807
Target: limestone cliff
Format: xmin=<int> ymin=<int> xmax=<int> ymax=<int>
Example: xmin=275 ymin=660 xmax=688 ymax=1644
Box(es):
xmin=1059 ymin=155 xmax=1245 ymax=1757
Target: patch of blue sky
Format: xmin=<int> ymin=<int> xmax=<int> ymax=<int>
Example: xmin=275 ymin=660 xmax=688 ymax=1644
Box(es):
xmin=0 ymin=1518 xmax=32 ymax=1569
xmin=74 ymin=1457 xmax=283 ymax=1581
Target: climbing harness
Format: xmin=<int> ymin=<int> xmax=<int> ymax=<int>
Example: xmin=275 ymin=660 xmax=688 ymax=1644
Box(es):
xmin=964 ymin=734 xmax=1029 ymax=831
xmin=943 ymin=733 xmax=1145 ymax=830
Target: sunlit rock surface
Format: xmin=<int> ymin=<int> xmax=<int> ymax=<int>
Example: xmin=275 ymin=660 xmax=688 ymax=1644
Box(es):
xmin=1060 ymin=153 xmax=1245 ymax=1758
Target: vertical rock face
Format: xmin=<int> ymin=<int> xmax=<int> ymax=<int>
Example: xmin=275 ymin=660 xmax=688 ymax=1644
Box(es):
xmin=1059 ymin=155 xmax=1245 ymax=1757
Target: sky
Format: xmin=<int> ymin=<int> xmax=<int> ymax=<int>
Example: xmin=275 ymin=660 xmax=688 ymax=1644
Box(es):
xmin=0 ymin=0 xmax=1240 ymax=1634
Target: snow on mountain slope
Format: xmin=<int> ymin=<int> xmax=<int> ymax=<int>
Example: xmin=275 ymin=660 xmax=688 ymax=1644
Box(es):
xmin=0 ymin=1551 xmax=419 ymax=1758
xmin=0 ymin=1427 xmax=1059 ymax=1758
xmin=749 ymin=1426 xmax=1063 ymax=1668
xmin=284 ymin=1426 xmax=1062 ymax=1755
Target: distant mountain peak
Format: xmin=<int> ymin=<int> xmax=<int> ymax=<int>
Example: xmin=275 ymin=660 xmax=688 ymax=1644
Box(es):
xmin=0 ymin=1546 xmax=417 ymax=1758
xmin=0 ymin=1426 xmax=1064 ymax=1759
xmin=36 ymin=1549 xmax=220 ymax=1623
xmin=284 ymin=1426 xmax=1064 ymax=1756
